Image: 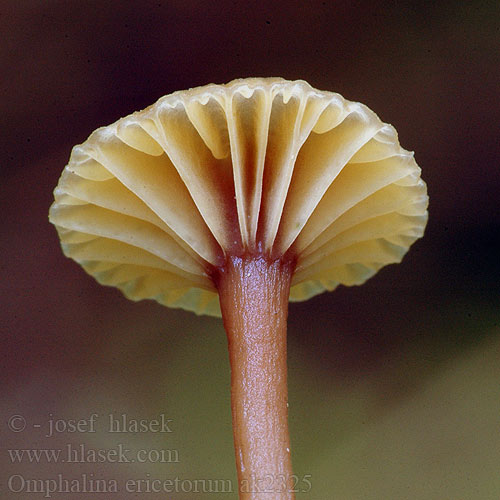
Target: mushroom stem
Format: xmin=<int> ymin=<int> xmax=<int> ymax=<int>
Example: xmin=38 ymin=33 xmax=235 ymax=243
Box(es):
xmin=215 ymin=255 xmax=295 ymax=500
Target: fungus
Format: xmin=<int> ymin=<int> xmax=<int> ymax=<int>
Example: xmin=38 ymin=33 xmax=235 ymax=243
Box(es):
xmin=49 ymin=78 xmax=428 ymax=499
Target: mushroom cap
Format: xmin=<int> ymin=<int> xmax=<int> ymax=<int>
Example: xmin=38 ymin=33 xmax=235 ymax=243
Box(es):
xmin=49 ymin=78 xmax=428 ymax=316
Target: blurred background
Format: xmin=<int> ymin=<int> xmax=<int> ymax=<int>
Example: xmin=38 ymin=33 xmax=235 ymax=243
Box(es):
xmin=1 ymin=1 xmax=499 ymax=498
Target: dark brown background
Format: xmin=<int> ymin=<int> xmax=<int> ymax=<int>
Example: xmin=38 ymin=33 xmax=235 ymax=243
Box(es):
xmin=2 ymin=1 xmax=499 ymax=498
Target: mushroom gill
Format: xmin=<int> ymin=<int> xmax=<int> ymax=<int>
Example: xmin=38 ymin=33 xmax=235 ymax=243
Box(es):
xmin=49 ymin=78 xmax=428 ymax=316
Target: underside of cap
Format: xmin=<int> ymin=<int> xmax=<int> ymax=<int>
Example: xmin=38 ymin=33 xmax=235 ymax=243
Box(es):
xmin=49 ymin=78 xmax=428 ymax=316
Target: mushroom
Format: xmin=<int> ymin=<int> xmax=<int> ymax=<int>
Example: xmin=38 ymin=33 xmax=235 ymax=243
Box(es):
xmin=49 ymin=78 xmax=428 ymax=499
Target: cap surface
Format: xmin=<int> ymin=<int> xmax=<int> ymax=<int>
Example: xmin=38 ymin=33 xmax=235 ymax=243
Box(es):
xmin=49 ymin=78 xmax=428 ymax=316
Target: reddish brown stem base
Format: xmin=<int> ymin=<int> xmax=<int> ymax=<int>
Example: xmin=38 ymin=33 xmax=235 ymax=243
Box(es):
xmin=215 ymin=255 xmax=295 ymax=500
